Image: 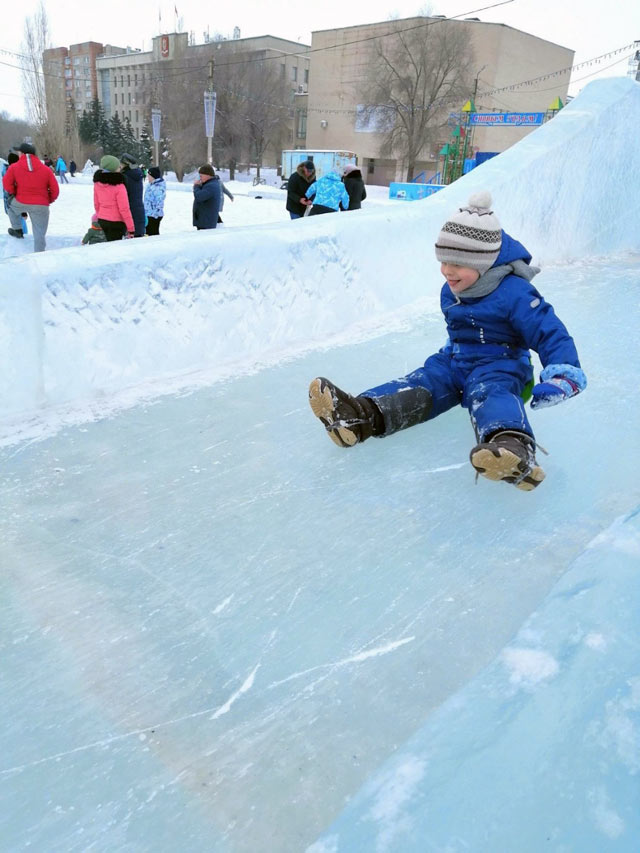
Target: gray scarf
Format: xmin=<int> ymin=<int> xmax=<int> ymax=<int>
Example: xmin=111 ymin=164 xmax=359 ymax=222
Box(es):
xmin=458 ymin=259 xmax=540 ymax=300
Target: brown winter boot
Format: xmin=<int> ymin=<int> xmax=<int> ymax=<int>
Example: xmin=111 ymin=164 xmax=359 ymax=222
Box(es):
xmin=470 ymin=430 xmax=545 ymax=491
xmin=308 ymin=377 xmax=382 ymax=448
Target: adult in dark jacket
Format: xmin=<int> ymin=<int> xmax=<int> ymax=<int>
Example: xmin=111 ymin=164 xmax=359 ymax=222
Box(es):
xmin=341 ymin=165 xmax=367 ymax=210
xmin=286 ymin=159 xmax=315 ymax=219
xmin=120 ymin=153 xmax=145 ymax=237
xmin=69 ymin=160 xmax=77 ymax=177
xmin=192 ymin=164 xmax=222 ymax=230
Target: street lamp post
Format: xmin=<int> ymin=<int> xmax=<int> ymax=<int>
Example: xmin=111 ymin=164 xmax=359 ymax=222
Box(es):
xmin=204 ymin=59 xmax=216 ymax=166
xmin=151 ymin=108 xmax=161 ymax=167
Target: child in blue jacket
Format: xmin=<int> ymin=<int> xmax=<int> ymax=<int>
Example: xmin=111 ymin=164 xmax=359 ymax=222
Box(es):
xmin=309 ymin=192 xmax=586 ymax=491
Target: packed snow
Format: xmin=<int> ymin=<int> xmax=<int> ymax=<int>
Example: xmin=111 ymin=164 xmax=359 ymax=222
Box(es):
xmin=1 ymin=78 xmax=639 ymax=852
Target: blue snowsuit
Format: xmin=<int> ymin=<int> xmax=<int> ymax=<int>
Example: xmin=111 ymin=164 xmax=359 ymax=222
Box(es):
xmin=362 ymin=231 xmax=581 ymax=442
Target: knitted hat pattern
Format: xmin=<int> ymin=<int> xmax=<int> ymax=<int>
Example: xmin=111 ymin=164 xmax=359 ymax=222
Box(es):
xmin=100 ymin=154 xmax=120 ymax=172
xmin=435 ymin=191 xmax=502 ymax=275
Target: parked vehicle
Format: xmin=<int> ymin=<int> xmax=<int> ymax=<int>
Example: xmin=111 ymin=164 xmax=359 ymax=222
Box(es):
xmin=281 ymin=150 xmax=357 ymax=181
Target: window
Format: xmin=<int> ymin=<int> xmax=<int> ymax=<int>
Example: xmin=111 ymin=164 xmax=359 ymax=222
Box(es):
xmin=113 ymin=78 xmax=117 ymax=86
xmin=296 ymin=109 xmax=307 ymax=139
xmin=142 ymin=92 xmax=146 ymax=104
xmin=120 ymin=75 xmax=124 ymax=86
xmin=281 ymin=63 xmax=285 ymax=78
xmin=114 ymin=93 xmax=118 ymax=105
xmin=128 ymin=92 xmax=131 ymax=105
xmin=141 ymin=73 xmax=145 ymax=84
xmin=128 ymin=110 xmax=131 ymax=120
xmin=304 ymin=68 xmax=309 ymax=84
xmin=115 ymin=110 xmax=119 ymax=118
xmin=291 ymin=66 xmax=297 ymax=82
xmin=135 ymin=110 xmax=139 ymax=122
xmin=127 ymin=74 xmax=130 ymax=86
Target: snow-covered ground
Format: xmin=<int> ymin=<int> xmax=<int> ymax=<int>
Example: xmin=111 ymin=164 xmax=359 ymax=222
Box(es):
xmin=1 ymin=78 xmax=640 ymax=852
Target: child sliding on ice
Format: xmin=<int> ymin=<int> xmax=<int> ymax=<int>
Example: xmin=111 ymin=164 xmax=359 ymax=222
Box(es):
xmin=309 ymin=192 xmax=586 ymax=491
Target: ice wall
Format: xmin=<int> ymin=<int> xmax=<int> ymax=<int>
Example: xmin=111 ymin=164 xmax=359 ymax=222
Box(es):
xmin=1 ymin=78 xmax=639 ymax=426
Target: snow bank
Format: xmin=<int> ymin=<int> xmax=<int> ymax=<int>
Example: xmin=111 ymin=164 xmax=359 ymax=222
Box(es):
xmin=1 ymin=78 xmax=639 ymax=423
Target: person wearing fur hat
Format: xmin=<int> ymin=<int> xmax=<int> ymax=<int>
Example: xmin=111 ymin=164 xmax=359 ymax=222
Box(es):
xmin=285 ymin=159 xmax=315 ymax=219
xmin=341 ymin=164 xmax=367 ymax=210
xmin=192 ymin=164 xmax=221 ymax=230
xmin=308 ymin=192 xmax=586 ymax=491
xmin=2 ymin=142 xmax=59 ymax=252
xmin=120 ymin=153 xmax=145 ymax=237
xmin=93 ymin=155 xmax=135 ymax=241
xmin=144 ymin=166 xmax=166 ymax=235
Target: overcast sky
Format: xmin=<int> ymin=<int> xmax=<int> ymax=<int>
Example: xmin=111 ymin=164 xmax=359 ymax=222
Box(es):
xmin=1 ymin=0 xmax=638 ymax=121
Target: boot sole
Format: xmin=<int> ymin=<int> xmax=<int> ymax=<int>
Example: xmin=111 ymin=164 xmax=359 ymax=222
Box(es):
xmin=470 ymin=446 xmax=545 ymax=491
xmin=308 ymin=378 xmax=359 ymax=448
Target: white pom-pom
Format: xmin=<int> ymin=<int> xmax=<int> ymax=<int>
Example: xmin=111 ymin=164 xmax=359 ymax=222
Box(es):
xmin=468 ymin=191 xmax=492 ymax=210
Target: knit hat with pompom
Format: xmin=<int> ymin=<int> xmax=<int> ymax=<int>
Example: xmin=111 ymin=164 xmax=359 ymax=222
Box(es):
xmin=435 ymin=191 xmax=502 ymax=275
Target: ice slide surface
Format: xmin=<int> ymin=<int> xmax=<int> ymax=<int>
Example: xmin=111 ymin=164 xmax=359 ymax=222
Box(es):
xmin=1 ymin=79 xmax=640 ymax=851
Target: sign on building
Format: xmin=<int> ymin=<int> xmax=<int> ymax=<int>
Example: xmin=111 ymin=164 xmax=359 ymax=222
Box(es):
xmin=469 ymin=113 xmax=545 ymax=126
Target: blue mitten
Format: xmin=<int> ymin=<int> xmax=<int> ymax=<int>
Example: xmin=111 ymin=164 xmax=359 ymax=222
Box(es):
xmin=530 ymin=364 xmax=587 ymax=410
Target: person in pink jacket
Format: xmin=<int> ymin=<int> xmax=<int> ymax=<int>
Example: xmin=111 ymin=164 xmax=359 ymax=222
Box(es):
xmin=93 ymin=155 xmax=134 ymax=241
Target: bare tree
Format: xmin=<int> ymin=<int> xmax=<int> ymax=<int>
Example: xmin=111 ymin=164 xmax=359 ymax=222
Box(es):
xmin=20 ymin=1 xmax=67 ymax=156
xmin=0 ymin=111 xmax=34 ymax=156
xmin=242 ymin=59 xmax=291 ymax=180
xmin=361 ymin=15 xmax=475 ymax=180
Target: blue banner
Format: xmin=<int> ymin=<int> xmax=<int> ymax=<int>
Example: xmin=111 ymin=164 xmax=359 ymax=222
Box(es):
xmin=470 ymin=112 xmax=545 ymax=126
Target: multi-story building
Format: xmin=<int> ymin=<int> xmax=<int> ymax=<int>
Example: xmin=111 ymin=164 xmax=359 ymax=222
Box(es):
xmin=43 ymin=42 xmax=126 ymax=121
xmin=305 ymin=16 xmax=574 ymax=185
xmin=95 ymin=32 xmax=310 ymax=151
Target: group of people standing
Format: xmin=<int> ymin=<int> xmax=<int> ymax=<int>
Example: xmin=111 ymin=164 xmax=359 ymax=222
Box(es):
xmin=90 ymin=153 xmax=166 ymax=242
xmin=285 ymin=159 xmax=367 ymax=219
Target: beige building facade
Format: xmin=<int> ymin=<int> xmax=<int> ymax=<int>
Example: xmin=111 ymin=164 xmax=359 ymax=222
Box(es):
xmin=305 ymin=17 xmax=573 ymax=185
xmin=95 ymin=33 xmax=310 ymax=146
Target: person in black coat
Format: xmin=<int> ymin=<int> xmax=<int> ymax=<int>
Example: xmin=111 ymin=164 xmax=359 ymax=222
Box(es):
xmin=286 ymin=160 xmax=315 ymax=219
xmin=341 ymin=165 xmax=367 ymax=210
xmin=69 ymin=160 xmax=77 ymax=177
xmin=192 ymin=164 xmax=222 ymax=230
xmin=120 ymin=153 xmax=146 ymax=237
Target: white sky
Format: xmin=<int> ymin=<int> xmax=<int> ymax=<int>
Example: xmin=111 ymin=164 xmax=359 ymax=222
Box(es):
xmin=1 ymin=0 xmax=639 ymax=121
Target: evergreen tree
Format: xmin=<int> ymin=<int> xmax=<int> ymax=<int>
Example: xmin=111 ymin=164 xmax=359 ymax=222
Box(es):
xmin=105 ymin=113 xmax=127 ymax=156
xmin=78 ymin=99 xmax=108 ymax=150
xmin=138 ymin=126 xmax=153 ymax=166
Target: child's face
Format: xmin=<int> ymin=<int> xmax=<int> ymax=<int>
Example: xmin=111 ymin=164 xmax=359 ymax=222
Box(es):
xmin=440 ymin=263 xmax=480 ymax=293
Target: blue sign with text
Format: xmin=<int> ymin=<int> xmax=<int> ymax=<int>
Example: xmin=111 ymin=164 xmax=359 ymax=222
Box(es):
xmin=470 ymin=113 xmax=545 ymax=127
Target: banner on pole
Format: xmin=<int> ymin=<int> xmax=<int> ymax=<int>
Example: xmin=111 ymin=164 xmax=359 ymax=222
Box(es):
xmin=151 ymin=108 xmax=162 ymax=142
xmin=204 ymin=91 xmax=217 ymax=138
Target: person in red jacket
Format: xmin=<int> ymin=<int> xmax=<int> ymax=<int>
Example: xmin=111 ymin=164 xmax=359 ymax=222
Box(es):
xmin=93 ymin=155 xmax=135 ymax=241
xmin=2 ymin=141 xmax=59 ymax=252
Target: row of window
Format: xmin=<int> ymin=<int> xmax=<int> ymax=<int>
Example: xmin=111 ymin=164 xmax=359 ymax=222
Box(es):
xmin=112 ymin=73 xmax=145 ymax=88
xmin=280 ymin=64 xmax=310 ymax=84
xmin=113 ymin=92 xmax=147 ymax=106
